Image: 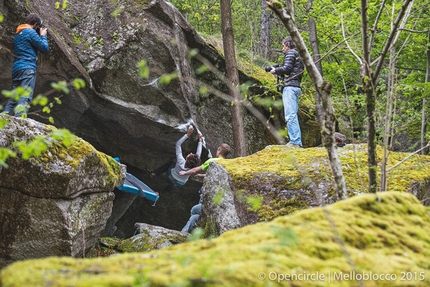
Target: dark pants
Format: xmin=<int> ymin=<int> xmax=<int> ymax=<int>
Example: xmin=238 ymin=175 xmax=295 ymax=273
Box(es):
xmin=3 ymin=69 xmax=37 ymax=117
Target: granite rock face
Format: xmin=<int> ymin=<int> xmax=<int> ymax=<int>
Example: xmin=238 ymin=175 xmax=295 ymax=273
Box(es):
xmin=0 ymin=116 xmax=125 ymax=269
xmin=0 ymin=0 xmax=321 ymax=233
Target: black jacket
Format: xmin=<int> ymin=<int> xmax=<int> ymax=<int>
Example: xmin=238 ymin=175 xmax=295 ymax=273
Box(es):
xmin=274 ymin=48 xmax=304 ymax=88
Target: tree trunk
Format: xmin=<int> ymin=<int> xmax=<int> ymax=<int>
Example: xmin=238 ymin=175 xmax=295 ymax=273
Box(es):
xmin=380 ymin=45 xmax=396 ymax=191
xmin=306 ymin=0 xmax=324 ymax=125
xmin=422 ymin=29 xmax=430 ymax=154
xmin=259 ymin=0 xmax=271 ymax=59
xmin=360 ymin=0 xmax=378 ymax=193
xmin=220 ymin=0 xmax=247 ymax=157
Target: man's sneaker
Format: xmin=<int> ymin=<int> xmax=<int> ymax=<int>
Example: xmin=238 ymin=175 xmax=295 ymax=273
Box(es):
xmin=286 ymin=142 xmax=302 ymax=148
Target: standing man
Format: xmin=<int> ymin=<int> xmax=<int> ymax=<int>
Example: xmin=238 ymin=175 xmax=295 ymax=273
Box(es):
xmin=270 ymin=36 xmax=304 ymax=148
xmin=3 ymin=13 xmax=49 ymax=117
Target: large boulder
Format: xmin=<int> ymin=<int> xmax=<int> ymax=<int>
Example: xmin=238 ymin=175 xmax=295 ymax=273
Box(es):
xmin=0 ymin=0 xmax=320 ymax=233
xmin=0 ymin=116 xmax=125 ymax=269
xmin=1 ymin=192 xmax=430 ymax=286
xmin=198 ymin=144 xmax=430 ymax=236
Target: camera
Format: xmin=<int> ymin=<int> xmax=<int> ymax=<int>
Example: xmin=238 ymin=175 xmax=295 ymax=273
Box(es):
xmin=34 ymin=20 xmax=45 ymax=35
xmin=264 ymin=64 xmax=279 ymax=72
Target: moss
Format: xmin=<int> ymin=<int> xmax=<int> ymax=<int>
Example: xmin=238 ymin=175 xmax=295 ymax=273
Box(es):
xmin=2 ymin=192 xmax=430 ymax=286
xmin=218 ymin=145 xmax=430 ymax=197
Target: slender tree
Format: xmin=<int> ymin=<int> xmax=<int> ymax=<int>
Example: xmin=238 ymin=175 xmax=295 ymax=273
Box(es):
xmin=360 ymin=0 xmax=414 ymax=192
xmin=220 ymin=0 xmax=247 ymax=157
xmin=306 ymin=0 xmax=324 ymax=125
xmin=423 ymin=29 xmax=430 ymax=154
xmin=260 ymin=0 xmax=271 ymax=59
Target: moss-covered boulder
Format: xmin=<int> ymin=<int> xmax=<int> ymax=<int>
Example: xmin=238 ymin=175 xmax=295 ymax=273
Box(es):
xmin=96 ymin=223 xmax=189 ymax=255
xmin=199 ymin=144 xmax=430 ymax=236
xmin=1 ymin=192 xmax=429 ymax=286
xmin=0 ymin=116 xmax=125 ymax=268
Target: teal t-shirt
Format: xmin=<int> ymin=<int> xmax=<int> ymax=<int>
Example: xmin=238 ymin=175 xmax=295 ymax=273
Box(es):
xmin=201 ymin=158 xmax=220 ymax=172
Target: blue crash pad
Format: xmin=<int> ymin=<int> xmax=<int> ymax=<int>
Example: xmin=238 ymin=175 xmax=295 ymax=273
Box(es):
xmin=117 ymin=172 xmax=159 ymax=202
xmin=113 ymin=158 xmax=159 ymax=203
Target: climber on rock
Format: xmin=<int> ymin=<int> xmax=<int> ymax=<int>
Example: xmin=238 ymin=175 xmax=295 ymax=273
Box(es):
xmin=151 ymin=125 xmax=202 ymax=191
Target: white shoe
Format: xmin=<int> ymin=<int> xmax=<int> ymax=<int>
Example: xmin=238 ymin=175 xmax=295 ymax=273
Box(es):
xmin=286 ymin=142 xmax=302 ymax=148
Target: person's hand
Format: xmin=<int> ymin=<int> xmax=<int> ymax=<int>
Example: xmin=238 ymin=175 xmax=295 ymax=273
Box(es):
xmin=179 ymin=170 xmax=186 ymax=176
xmin=270 ymin=68 xmax=275 ymax=74
xmin=186 ymin=125 xmax=194 ymax=137
xmin=198 ymin=133 xmax=203 ymax=142
xmin=40 ymin=28 xmax=48 ymax=36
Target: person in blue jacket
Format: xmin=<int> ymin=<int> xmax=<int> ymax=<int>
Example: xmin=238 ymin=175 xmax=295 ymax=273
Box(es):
xmin=3 ymin=13 xmax=49 ymax=117
xmin=270 ymin=36 xmax=304 ymax=148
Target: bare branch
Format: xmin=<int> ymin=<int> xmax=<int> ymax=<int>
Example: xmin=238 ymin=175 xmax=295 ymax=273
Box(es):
xmin=372 ymin=0 xmax=414 ymax=82
xmin=341 ymin=14 xmax=362 ymax=65
xmin=387 ymin=141 xmax=430 ymax=172
xmin=369 ymin=0 xmax=388 ymax=49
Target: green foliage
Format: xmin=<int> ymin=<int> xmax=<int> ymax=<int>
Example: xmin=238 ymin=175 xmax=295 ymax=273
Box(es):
xmin=188 ymin=227 xmax=204 ymax=241
xmin=137 ymin=60 xmax=149 ymax=78
xmin=159 ymin=72 xmax=178 ymax=85
xmin=55 ymin=0 xmax=68 ymax=9
xmin=2 ymin=86 xmax=31 ymax=101
xmin=13 ymin=136 xmax=51 ymax=160
xmin=1 ymin=78 xmax=86 ymax=167
xmin=51 ymin=81 xmax=70 ymax=94
xmin=0 ymin=148 xmax=17 ymax=168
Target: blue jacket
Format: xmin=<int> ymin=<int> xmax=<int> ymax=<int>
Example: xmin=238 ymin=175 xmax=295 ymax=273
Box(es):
xmin=274 ymin=48 xmax=304 ymax=88
xmin=12 ymin=24 xmax=49 ymax=75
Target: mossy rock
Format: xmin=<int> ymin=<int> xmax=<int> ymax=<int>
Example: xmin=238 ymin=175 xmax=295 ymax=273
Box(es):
xmin=194 ymin=144 xmax=430 ymax=237
xmin=1 ymin=192 xmax=429 ymax=286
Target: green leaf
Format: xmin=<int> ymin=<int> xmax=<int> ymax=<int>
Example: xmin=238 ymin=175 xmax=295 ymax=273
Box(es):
xmin=13 ymin=136 xmax=51 ymax=160
xmin=72 ymin=78 xmax=86 ymax=90
xmin=159 ymin=72 xmax=178 ymax=85
xmin=188 ymin=228 xmax=204 ymax=241
xmin=0 ymin=117 xmax=8 ymax=129
xmin=32 ymin=95 xmax=49 ymax=106
xmin=50 ymin=129 xmax=76 ymax=147
xmin=0 ymin=147 xmax=16 ymax=168
xmin=42 ymin=106 xmax=51 ymax=114
xmin=213 ymin=191 xmax=224 ymax=205
xmin=137 ymin=60 xmax=149 ymax=78
xmin=51 ymin=81 xmax=70 ymax=94
xmin=188 ymin=48 xmax=199 ymax=58
xmin=111 ymin=8 xmax=123 ymax=17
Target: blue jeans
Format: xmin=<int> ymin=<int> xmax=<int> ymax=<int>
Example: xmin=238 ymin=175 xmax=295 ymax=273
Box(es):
xmin=282 ymin=86 xmax=302 ymax=146
xmin=181 ymin=203 xmax=202 ymax=233
xmin=3 ymin=69 xmax=36 ymax=117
